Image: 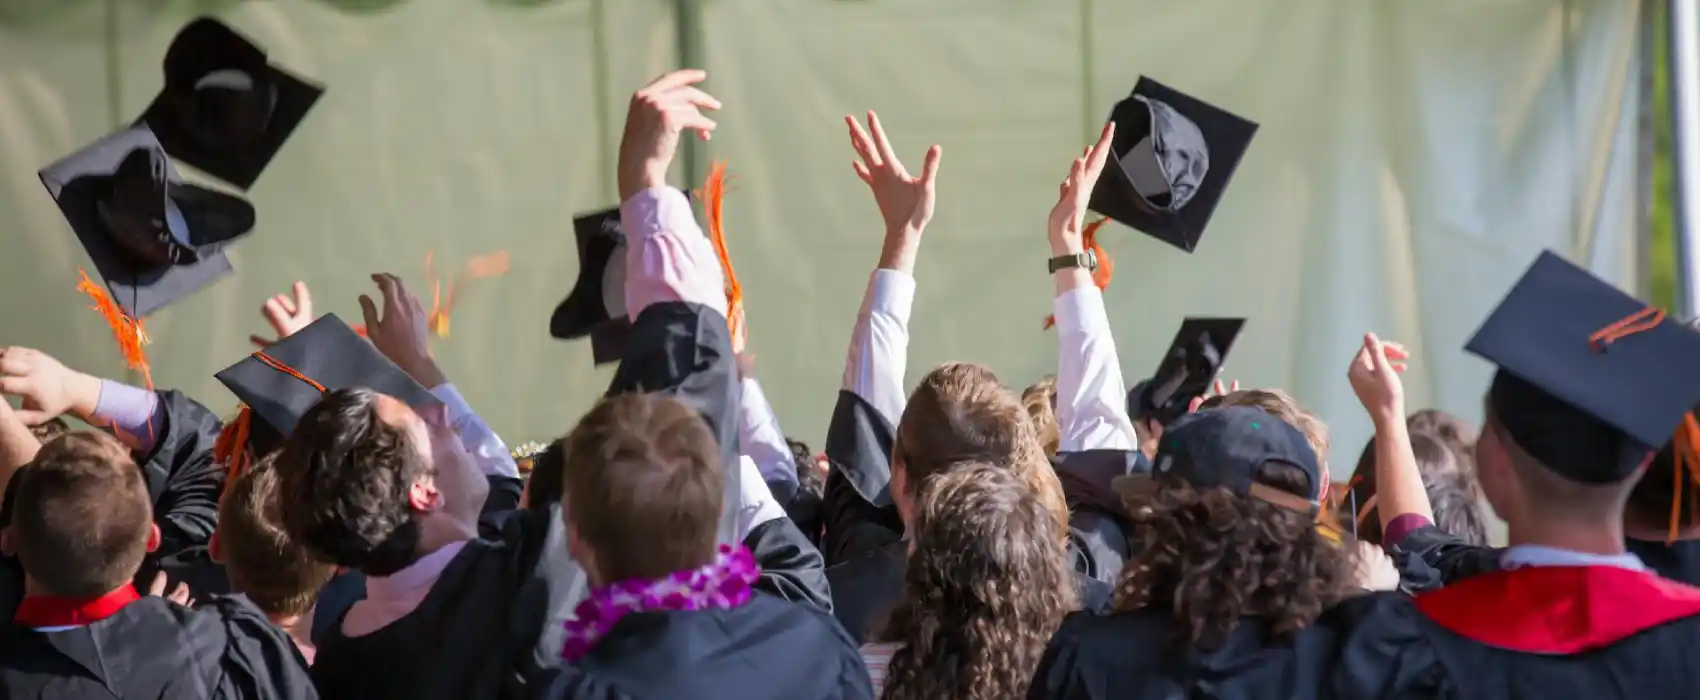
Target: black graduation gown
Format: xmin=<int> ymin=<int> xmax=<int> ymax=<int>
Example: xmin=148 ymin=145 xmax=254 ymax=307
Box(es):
xmin=826 ymin=539 xmax=1112 ymax=645
xmin=1327 ymin=565 xmax=1700 ymax=699
xmin=533 ymin=593 xmax=873 ymax=700
xmin=1626 ymin=537 xmax=1700 ymax=586
xmin=1027 ymin=606 xmax=1356 ymax=700
xmin=1392 ymin=523 xmax=1700 ymax=589
xmin=1051 ymin=449 xmax=1147 ymax=585
xmin=0 ymin=594 xmax=316 ymax=700
xmin=820 ymin=390 xmax=905 ymax=567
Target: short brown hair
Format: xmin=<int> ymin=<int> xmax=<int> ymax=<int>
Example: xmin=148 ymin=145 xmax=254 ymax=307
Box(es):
xmin=896 ymin=364 xmax=1069 ymax=539
xmin=275 ymin=388 xmax=432 ymax=577
xmin=1204 ymin=389 xmax=1330 ymax=469
xmin=13 ymin=432 xmax=152 ymax=597
xmin=219 ymin=454 xmax=336 ymax=618
xmin=1115 ymin=461 xmax=1357 ymax=649
xmin=562 ymin=394 xmax=723 ymax=582
xmin=879 ymin=463 xmax=1076 ymax=700
xmin=1349 ymin=431 xmax=1488 ymax=546
xmin=1021 ymin=376 xmax=1061 ymax=457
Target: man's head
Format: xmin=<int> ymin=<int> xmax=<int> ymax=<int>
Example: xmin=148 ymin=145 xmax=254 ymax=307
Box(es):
xmin=213 ymin=453 xmax=336 ymax=620
xmin=1474 ymin=373 xmax=1642 ymax=529
xmin=1020 ymin=375 xmax=1061 ymax=457
xmin=893 ymin=363 xmax=1068 ymax=538
xmin=560 ymin=393 xmax=723 ymax=585
xmin=274 ymin=387 xmax=487 ymax=577
xmin=10 ymin=431 xmax=158 ymax=597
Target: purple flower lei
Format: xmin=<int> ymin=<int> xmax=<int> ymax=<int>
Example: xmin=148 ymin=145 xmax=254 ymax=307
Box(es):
xmin=560 ymin=544 xmax=760 ymax=663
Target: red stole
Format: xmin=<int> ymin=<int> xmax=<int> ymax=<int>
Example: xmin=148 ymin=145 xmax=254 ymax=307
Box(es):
xmin=14 ymin=584 xmax=141 ymax=628
xmin=1416 ymin=565 xmax=1700 ymax=653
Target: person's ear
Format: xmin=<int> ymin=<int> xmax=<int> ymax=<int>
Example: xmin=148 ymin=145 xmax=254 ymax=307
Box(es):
xmin=208 ymin=530 xmax=223 ymax=563
xmin=146 ymin=523 xmax=161 ymax=553
xmin=407 ymin=476 xmax=442 ymax=513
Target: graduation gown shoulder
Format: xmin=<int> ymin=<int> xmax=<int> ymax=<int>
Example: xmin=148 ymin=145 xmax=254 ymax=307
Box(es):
xmin=1388 ymin=523 xmax=1501 ymax=586
xmin=1051 ymin=449 xmax=1146 ymax=585
xmin=535 ymin=593 xmax=873 ymax=700
xmin=143 ymin=389 xmax=228 ymax=556
xmin=0 ymin=594 xmax=316 ymax=700
xmin=821 ymin=390 xmax=904 ymax=566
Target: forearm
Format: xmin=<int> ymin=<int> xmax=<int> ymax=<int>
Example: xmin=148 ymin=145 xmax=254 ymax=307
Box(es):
xmin=1373 ymin=417 xmax=1434 ymax=530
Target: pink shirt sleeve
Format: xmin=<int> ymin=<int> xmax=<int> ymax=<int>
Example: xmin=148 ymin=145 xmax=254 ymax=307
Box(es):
xmin=619 ymin=187 xmax=728 ymax=319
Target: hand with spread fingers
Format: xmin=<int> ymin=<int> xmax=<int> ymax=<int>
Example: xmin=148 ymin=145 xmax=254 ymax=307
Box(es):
xmin=0 ymin=347 xmax=101 ymax=426
xmin=1047 ymin=122 xmax=1117 ymax=257
xmin=250 ymin=281 xmax=315 ymax=348
xmin=1347 ymin=332 xmax=1410 ymax=426
xmin=619 ymin=69 xmax=722 ymax=201
xmin=360 ymin=273 xmax=446 ymax=388
xmin=845 ymin=111 xmax=943 ymax=238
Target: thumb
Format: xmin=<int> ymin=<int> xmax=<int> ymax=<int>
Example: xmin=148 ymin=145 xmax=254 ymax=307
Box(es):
xmin=919 ymin=145 xmax=943 ymax=188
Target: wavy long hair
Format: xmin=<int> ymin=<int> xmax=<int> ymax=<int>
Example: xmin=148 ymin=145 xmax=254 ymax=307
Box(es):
xmin=877 ymin=462 xmax=1077 ymax=700
xmin=1114 ymin=462 xmax=1358 ymax=649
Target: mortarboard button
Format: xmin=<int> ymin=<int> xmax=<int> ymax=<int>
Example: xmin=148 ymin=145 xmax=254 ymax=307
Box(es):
xmin=139 ymin=16 xmax=325 ymax=190
xmin=1089 ymin=76 xmax=1258 ymax=253
xmin=214 ymin=313 xmax=442 ymax=455
xmin=1127 ymin=317 xmax=1245 ymax=427
xmin=1467 ymin=250 xmax=1700 ymax=483
xmin=39 ymin=126 xmax=255 ymax=320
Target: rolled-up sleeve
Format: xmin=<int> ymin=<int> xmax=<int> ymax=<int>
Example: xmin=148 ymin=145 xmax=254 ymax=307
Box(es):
xmin=843 ymin=270 xmax=915 ymax=427
xmin=1053 ymin=287 xmax=1136 ymax=452
xmin=430 ymin=383 xmax=518 ymax=478
xmin=620 ymin=187 xmax=728 ymax=319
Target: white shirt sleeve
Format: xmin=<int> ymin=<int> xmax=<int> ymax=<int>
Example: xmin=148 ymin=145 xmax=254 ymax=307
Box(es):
xmin=734 ymin=455 xmax=789 ymax=538
xmin=739 ymin=376 xmax=798 ymax=492
xmin=1052 ymin=287 xmax=1137 ymax=452
xmin=842 ymin=269 xmax=916 ymax=427
xmin=430 ymin=383 xmax=519 ymax=478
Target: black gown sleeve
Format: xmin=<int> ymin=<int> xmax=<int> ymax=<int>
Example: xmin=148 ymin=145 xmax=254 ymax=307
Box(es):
xmin=1388 ymin=523 xmax=1503 ymax=586
xmin=1026 ymin=612 xmax=1094 ymax=700
xmin=1052 ymin=449 xmax=1145 ymax=586
xmin=1323 ymin=593 xmax=1452 ymax=699
xmin=193 ymin=595 xmax=320 ymax=700
xmin=142 ymin=390 xmax=227 ymax=556
xmin=821 ymin=390 xmax=905 ymax=566
xmin=743 ymin=516 xmax=833 ymax=612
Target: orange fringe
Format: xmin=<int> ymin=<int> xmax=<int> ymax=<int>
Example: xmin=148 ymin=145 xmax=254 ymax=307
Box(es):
xmin=75 ymin=269 xmax=153 ymax=390
xmin=425 ymin=250 xmax=511 ymax=338
xmin=699 ymin=162 xmax=744 ymax=340
xmin=213 ymin=405 xmax=253 ymax=502
xmin=1669 ymin=414 xmax=1700 ymax=543
xmin=1042 ymin=218 xmax=1115 ymax=330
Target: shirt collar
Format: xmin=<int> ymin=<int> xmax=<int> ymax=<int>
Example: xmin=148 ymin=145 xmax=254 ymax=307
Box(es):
xmin=1501 ymin=544 xmax=1646 ymax=571
xmin=364 ymin=540 xmax=467 ymax=603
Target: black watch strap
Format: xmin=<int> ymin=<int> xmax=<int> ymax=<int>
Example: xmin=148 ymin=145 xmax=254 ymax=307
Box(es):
xmin=1048 ymin=250 xmax=1097 ymax=274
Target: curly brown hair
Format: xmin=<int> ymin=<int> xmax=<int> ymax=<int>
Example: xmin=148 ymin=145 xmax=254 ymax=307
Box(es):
xmin=1021 ymin=375 xmax=1061 ymax=457
xmin=1113 ymin=462 xmax=1358 ymax=650
xmin=877 ymin=462 xmax=1077 ymax=700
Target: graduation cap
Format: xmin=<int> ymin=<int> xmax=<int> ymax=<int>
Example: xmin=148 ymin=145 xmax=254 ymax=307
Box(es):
xmin=1467 ymin=250 xmax=1700 ymax=484
xmin=1126 ymin=317 xmax=1245 ymax=427
xmin=213 ymin=313 xmax=441 ymax=480
xmin=550 ymin=163 xmax=742 ymax=365
xmin=139 ymin=16 xmax=324 ymax=190
xmin=1088 ymin=77 xmax=1258 ymax=253
xmin=1114 ymin=406 xmax=1323 ymax=514
xmin=39 ymin=127 xmax=256 ymax=386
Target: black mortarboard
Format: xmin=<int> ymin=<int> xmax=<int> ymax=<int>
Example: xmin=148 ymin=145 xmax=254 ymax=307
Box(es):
xmin=40 ymin=126 xmax=255 ymax=318
xmin=1467 ymin=250 xmax=1700 ymax=483
xmin=1114 ymin=406 xmax=1322 ymax=513
xmin=1088 ymin=76 xmax=1258 ymax=253
xmin=139 ymin=17 xmax=324 ymax=190
xmin=550 ymin=192 xmax=691 ymax=365
xmin=214 ymin=313 xmax=440 ymax=454
xmin=1126 ymin=317 xmax=1245 ymax=427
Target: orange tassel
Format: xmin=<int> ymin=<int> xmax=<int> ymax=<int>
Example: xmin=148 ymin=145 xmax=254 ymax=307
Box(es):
xmin=213 ymin=405 xmax=253 ymax=502
xmin=1041 ymin=218 xmax=1115 ymax=331
xmin=424 ymin=250 xmax=511 ymax=339
xmin=699 ymin=162 xmax=744 ymax=340
xmin=1669 ymin=414 xmax=1700 ymax=543
xmin=75 ymin=269 xmax=153 ymax=390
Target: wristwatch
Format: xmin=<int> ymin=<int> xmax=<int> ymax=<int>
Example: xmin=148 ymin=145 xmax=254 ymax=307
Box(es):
xmin=1047 ymin=250 xmax=1098 ymax=274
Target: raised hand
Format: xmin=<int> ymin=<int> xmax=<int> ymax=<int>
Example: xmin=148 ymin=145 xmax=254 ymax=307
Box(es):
xmin=1047 ymin=122 xmax=1117 ymax=256
xmin=618 ymin=69 xmax=722 ymax=201
xmin=148 ymin=571 xmax=196 ymax=608
xmin=846 ymin=111 xmax=942 ymax=237
xmin=0 ymin=347 xmax=100 ymax=425
xmin=359 ymin=273 xmax=446 ymax=388
xmin=250 ymin=281 xmax=315 ymax=348
xmin=1347 ymin=332 xmax=1410 ymax=426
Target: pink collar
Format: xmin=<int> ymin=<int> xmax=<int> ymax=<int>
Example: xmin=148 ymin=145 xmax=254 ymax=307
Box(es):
xmin=561 ymin=544 xmax=758 ymax=663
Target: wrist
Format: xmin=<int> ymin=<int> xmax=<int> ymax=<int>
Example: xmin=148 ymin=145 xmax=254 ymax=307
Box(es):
xmin=1370 ymin=406 xmax=1408 ymax=432
xmin=1048 ymin=238 xmax=1085 ymax=258
xmin=404 ymin=358 xmax=449 ymax=390
xmin=67 ymin=372 xmax=103 ymax=418
xmin=877 ymin=234 xmax=921 ymax=274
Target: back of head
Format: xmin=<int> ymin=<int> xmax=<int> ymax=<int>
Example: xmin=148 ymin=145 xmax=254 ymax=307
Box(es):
xmin=562 ymin=393 xmax=723 ymax=582
xmin=1407 ymin=409 xmax=1477 ymax=456
xmin=896 ymin=363 xmax=1069 ymax=538
xmin=1350 ymin=430 xmax=1488 ymax=546
xmin=14 ymin=431 xmax=152 ymax=597
xmin=274 ymin=387 xmax=430 ymax=577
xmin=878 ymin=462 xmax=1076 ymax=700
xmin=1204 ymin=389 xmax=1331 ymax=471
xmin=1116 ymin=463 xmax=1355 ymax=649
xmin=1021 ymin=375 xmax=1061 ymax=457
xmin=218 ymin=453 xmax=337 ymax=618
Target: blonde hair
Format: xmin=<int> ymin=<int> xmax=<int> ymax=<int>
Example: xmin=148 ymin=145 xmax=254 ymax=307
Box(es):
xmin=1021 ymin=376 xmax=1061 ymax=457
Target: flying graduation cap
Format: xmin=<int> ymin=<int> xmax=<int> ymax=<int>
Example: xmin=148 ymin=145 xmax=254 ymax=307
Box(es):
xmin=550 ymin=163 xmax=742 ymax=365
xmin=1089 ymin=77 xmax=1258 ymax=253
xmin=40 ymin=126 xmax=256 ymax=386
xmin=1467 ymin=251 xmax=1700 ymax=485
xmin=1126 ymin=317 xmax=1245 ymax=428
xmin=139 ymin=17 xmax=325 ymax=190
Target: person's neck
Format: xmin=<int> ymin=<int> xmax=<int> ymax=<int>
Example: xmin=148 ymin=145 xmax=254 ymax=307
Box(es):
xmin=1507 ymin=514 xmax=1627 ymax=555
xmin=271 ymin=610 xmax=314 ymax=649
xmin=415 ymin=513 xmax=477 ymax=557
